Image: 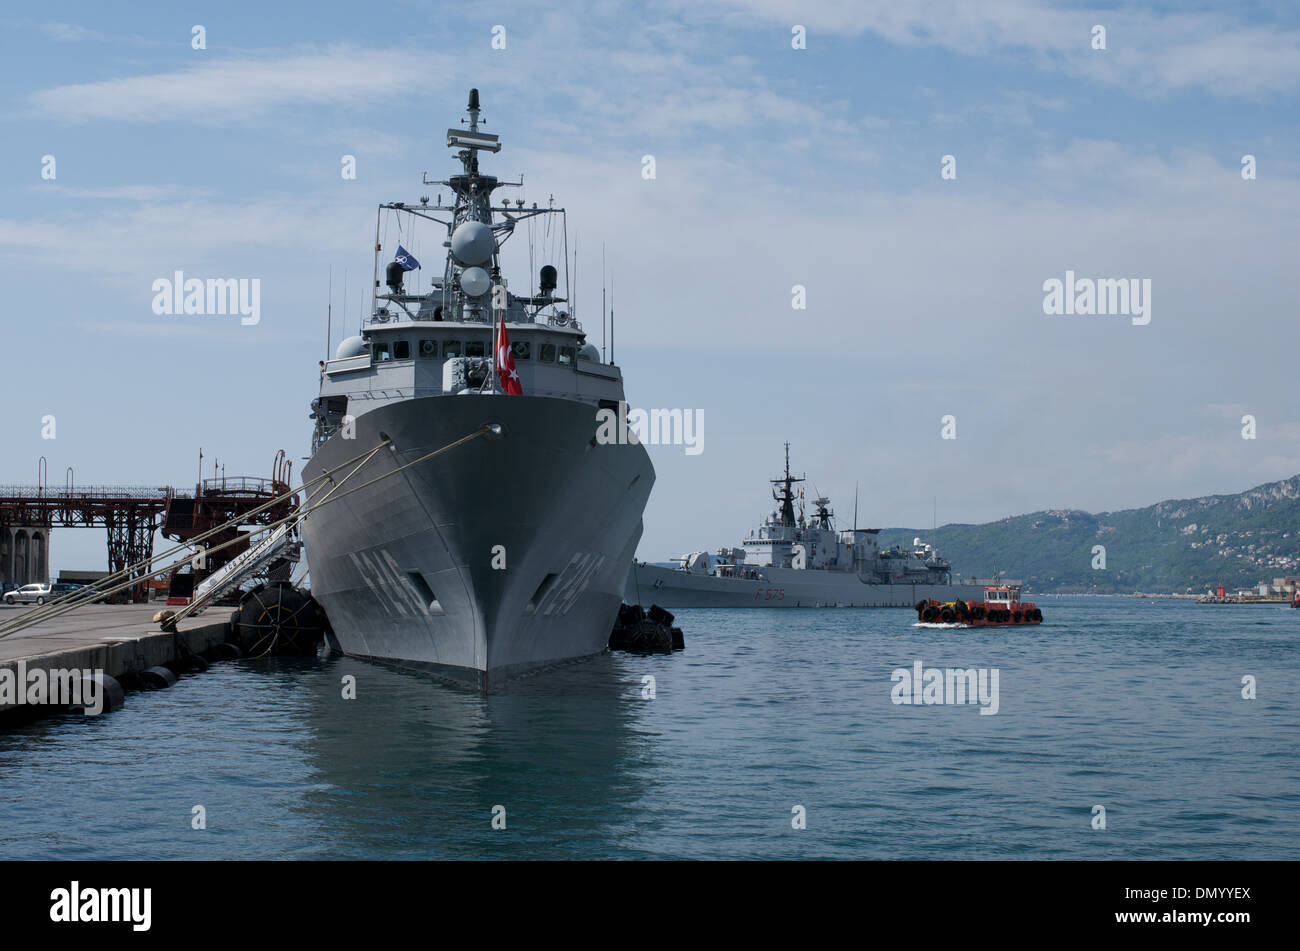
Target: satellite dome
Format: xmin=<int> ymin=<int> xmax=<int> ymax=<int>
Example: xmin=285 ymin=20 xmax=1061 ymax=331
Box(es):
xmin=450 ymin=221 xmax=495 ymax=266
xmin=578 ymin=343 xmax=599 ymax=362
xmin=459 ymin=266 xmax=491 ymax=297
xmin=335 ymin=335 xmax=367 ymax=359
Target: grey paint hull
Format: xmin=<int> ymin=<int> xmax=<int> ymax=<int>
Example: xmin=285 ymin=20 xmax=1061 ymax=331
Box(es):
xmin=627 ymin=562 xmax=985 ymax=608
xmin=302 ymin=395 xmax=654 ymax=689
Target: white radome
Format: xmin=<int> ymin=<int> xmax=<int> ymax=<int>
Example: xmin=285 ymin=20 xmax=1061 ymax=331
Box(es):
xmin=450 ymin=220 xmax=495 ymax=265
xmin=459 ymin=266 xmax=491 ymax=297
xmin=335 ymin=335 xmax=367 ymax=359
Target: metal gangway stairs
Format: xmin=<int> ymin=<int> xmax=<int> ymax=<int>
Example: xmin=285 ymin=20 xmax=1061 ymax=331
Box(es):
xmin=188 ymin=523 xmax=302 ymax=613
xmin=0 ymin=424 xmax=498 ymax=642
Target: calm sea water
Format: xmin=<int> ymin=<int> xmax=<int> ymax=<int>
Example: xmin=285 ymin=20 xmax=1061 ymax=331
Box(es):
xmin=1 ymin=597 xmax=1296 ymax=860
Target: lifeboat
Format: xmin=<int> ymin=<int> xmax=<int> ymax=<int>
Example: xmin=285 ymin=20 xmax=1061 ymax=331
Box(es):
xmin=915 ymin=584 xmax=1042 ymax=626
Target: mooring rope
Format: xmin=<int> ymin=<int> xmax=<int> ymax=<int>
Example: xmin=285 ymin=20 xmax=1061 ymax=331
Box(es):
xmin=0 ymin=438 xmax=394 ymax=635
xmin=161 ymin=438 xmax=395 ymax=628
xmin=0 ymin=424 xmax=496 ymax=640
xmin=0 ymin=439 xmax=392 ymax=639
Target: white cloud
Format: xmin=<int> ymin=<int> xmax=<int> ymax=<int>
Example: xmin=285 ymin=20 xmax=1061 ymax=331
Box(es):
xmin=39 ymin=21 xmax=99 ymax=42
xmin=1094 ymin=429 xmax=1300 ymax=502
xmin=30 ymin=46 xmax=450 ymax=121
xmin=700 ymin=0 xmax=1300 ymax=97
xmin=27 ymin=184 xmax=211 ymax=201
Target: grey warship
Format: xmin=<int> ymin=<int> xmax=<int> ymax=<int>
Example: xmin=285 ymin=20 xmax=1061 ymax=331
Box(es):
xmin=627 ymin=445 xmax=992 ymax=608
xmin=301 ymin=89 xmax=654 ymax=688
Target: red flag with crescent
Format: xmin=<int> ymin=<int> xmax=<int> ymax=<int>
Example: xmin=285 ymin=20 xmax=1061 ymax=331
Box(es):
xmin=496 ymin=314 xmax=522 ymax=395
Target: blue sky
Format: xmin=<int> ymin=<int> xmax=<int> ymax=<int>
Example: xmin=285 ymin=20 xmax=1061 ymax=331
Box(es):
xmin=3 ymin=0 xmax=1299 ymax=572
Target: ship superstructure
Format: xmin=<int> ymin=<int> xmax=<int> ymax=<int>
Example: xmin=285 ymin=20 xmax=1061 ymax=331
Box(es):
xmin=627 ymin=445 xmax=1000 ymax=608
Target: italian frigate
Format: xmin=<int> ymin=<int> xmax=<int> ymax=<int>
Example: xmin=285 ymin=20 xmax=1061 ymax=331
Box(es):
xmin=626 ymin=445 xmax=998 ymax=608
xmin=301 ymin=89 xmax=654 ymax=688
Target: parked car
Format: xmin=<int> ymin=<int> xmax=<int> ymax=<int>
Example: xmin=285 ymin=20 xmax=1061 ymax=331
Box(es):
xmin=4 ymin=583 xmax=52 ymax=605
xmin=49 ymin=582 xmax=84 ymax=598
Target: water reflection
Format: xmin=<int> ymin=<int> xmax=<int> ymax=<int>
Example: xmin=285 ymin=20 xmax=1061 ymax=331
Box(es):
xmin=289 ymin=652 xmax=655 ymax=858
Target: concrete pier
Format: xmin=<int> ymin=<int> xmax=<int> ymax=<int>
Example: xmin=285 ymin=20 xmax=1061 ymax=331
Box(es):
xmin=0 ymin=603 xmax=230 ymax=716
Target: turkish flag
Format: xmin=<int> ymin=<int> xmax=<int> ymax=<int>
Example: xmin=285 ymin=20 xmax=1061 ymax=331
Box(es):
xmin=496 ymin=314 xmax=522 ymax=395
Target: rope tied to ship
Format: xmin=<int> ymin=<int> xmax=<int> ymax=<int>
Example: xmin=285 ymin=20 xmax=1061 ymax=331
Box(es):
xmin=0 ymin=424 xmax=500 ymax=640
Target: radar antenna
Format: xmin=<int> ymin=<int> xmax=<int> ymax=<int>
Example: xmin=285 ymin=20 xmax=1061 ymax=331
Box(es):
xmin=769 ymin=441 xmax=806 ymax=528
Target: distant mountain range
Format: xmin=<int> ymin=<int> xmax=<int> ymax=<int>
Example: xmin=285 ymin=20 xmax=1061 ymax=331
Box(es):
xmin=877 ymin=475 xmax=1300 ymax=594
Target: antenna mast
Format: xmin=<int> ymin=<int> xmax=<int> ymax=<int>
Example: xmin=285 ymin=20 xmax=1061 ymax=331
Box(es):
xmin=770 ymin=441 xmax=805 ymax=528
xmin=343 ymin=269 xmax=352 ymax=335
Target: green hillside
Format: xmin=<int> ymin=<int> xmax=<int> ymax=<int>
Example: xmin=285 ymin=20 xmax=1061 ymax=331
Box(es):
xmin=877 ymin=475 xmax=1300 ymax=594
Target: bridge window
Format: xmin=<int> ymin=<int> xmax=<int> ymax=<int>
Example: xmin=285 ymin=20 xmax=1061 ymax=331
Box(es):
xmin=511 ymin=341 xmax=531 ymax=360
xmin=393 ymin=340 xmax=410 ymax=360
xmin=443 ymin=340 xmax=462 ymax=358
xmin=539 ymin=343 xmax=556 ymax=363
xmin=558 ymin=346 xmax=575 ymax=366
xmin=372 ymin=342 xmax=391 ymax=362
xmin=466 ymin=340 xmax=486 ymax=358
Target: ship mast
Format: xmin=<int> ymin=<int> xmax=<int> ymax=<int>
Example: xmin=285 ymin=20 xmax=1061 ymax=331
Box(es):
xmin=770 ymin=441 xmax=805 ymax=528
xmin=367 ymin=89 xmax=572 ymax=332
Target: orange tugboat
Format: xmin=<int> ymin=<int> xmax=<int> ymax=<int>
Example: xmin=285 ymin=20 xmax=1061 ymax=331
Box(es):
xmin=915 ymin=583 xmax=1042 ymax=626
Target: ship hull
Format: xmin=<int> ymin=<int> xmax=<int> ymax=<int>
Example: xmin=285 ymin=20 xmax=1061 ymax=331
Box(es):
xmin=301 ymin=395 xmax=654 ymax=689
xmin=626 ymin=562 xmax=986 ymax=608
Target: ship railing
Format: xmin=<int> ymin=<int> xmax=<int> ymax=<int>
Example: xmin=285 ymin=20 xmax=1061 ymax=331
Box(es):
xmin=340 ymin=387 xmax=446 ymax=401
xmin=200 ymin=476 xmax=276 ymax=495
xmin=0 ymin=484 xmax=170 ymax=500
xmin=363 ymin=311 xmax=580 ymax=329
